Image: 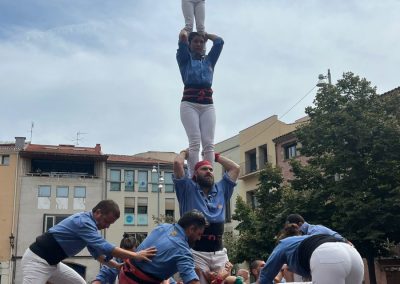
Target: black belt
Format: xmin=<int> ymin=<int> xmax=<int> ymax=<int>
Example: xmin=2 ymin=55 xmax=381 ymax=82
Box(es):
xmin=29 ymin=232 xmax=67 ymax=265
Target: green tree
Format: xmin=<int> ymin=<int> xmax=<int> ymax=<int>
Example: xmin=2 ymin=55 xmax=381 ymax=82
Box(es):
xmin=231 ymin=163 xmax=306 ymax=264
xmin=292 ymin=72 xmax=400 ymax=284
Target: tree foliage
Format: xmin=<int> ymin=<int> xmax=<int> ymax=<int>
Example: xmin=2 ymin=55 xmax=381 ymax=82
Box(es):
xmin=292 ymin=72 xmax=400 ymax=257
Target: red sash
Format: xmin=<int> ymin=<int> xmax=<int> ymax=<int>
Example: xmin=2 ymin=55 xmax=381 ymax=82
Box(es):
xmin=119 ymin=259 xmax=162 ymax=284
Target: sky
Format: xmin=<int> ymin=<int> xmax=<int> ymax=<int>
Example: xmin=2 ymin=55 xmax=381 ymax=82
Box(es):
xmin=0 ymin=0 xmax=399 ymax=155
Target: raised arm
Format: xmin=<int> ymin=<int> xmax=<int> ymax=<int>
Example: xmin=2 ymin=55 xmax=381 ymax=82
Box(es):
xmin=174 ymin=149 xmax=188 ymax=179
xmin=216 ymin=154 xmax=240 ymax=182
xmin=179 ymin=29 xmax=189 ymax=44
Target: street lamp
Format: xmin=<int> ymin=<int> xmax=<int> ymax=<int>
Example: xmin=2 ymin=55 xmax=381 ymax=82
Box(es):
xmin=317 ymin=68 xmax=332 ymax=87
xmin=9 ymin=233 xmax=15 ymax=249
xmin=152 ymin=164 xmax=164 ymax=218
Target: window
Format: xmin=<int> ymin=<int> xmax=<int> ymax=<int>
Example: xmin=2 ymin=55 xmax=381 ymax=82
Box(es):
xmin=124 ymin=197 xmax=135 ymax=225
xmin=284 ymin=143 xmax=297 ymax=159
xmin=38 ymin=185 xmax=51 ymax=209
xmin=110 ymin=169 xmax=121 ymax=191
xmin=38 ymin=185 xmax=51 ymax=197
xmin=56 ymin=186 xmax=69 ymax=209
xmin=43 ymin=214 xmax=71 ymax=232
xmin=0 ymin=155 xmax=10 ymax=165
xmin=137 ymin=197 xmax=148 ymax=225
xmin=164 ymin=172 xmax=174 ymax=193
xmin=56 ymin=186 xmax=69 ymax=197
xmin=125 ymin=170 xmax=134 ymax=191
xmin=138 ymin=171 xmax=148 ymax=192
xmin=73 ymin=186 xmax=86 ymax=210
xmin=151 ymin=171 xmax=160 ymax=192
xmin=258 ymin=144 xmax=268 ymax=170
xmin=245 ymin=149 xmax=257 ymax=174
xmin=74 ymin=186 xmax=86 ymax=198
xmin=165 ymin=198 xmax=175 ymax=221
xmin=246 ymin=190 xmax=259 ymax=209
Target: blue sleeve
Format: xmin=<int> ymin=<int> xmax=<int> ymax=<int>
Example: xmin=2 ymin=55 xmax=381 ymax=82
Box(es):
xmin=259 ymin=243 xmax=286 ymax=284
xmin=177 ymin=41 xmax=190 ymax=67
xmin=207 ymin=37 xmax=224 ymax=67
xmin=220 ymin=173 xmax=237 ymax=202
xmin=174 ymin=176 xmax=191 ymax=204
xmin=309 ymin=225 xmax=345 ymax=241
xmin=94 ymin=264 xmax=119 ymax=284
xmin=168 ymin=277 xmax=177 ymax=284
xmin=175 ymin=250 xmax=199 ymax=284
xmin=77 ymin=218 xmax=115 ymax=259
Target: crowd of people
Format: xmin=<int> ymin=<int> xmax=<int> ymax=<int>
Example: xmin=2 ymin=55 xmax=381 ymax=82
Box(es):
xmin=20 ymin=2 xmax=364 ymax=283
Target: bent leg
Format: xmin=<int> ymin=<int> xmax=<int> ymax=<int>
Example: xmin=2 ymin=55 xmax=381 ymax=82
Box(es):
xmin=48 ymin=262 xmax=86 ymax=284
xmin=22 ymin=248 xmax=53 ymax=284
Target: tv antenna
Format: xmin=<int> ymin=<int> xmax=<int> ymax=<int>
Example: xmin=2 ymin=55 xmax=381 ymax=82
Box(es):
xmin=74 ymin=131 xmax=87 ymax=146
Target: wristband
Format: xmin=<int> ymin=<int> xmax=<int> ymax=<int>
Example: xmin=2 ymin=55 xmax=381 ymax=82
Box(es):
xmin=214 ymin=152 xmax=221 ymax=162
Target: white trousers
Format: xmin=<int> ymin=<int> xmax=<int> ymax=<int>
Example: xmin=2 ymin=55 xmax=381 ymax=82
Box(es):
xmin=192 ymin=249 xmax=228 ymax=284
xmin=310 ymin=242 xmax=364 ymax=284
xmin=21 ymin=248 xmax=86 ymax=284
xmin=181 ymin=0 xmax=205 ymax=33
xmin=180 ymin=101 xmax=216 ymax=176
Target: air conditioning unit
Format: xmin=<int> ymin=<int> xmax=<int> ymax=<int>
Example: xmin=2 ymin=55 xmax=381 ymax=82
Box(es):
xmin=124 ymin=214 xmax=135 ymax=225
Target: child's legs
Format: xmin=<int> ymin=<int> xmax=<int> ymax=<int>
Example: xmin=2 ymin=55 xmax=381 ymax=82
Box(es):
xmin=194 ymin=0 xmax=205 ymax=33
xmin=199 ymin=104 xmax=215 ymax=165
xmin=181 ymin=0 xmax=195 ymax=33
xmin=180 ymin=102 xmax=201 ymax=176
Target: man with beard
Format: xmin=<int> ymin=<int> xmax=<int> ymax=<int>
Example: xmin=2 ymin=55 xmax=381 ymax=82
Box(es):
xmin=173 ymin=150 xmax=240 ymax=284
xmin=118 ymin=209 xmax=207 ymax=284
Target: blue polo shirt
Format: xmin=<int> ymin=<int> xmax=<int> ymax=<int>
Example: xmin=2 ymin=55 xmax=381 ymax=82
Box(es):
xmin=176 ymin=37 xmax=224 ymax=87
xmin=48 ymin=211 xmax=115 ymax=261
xmin=300 ymin=222 xmax=345 ymax=241
xmin=174 ymin=173 xmax=236 ymax=223
xmin=259 ymin=236 xmax=310 ymax=284
xmin=131 ymin=223 xmax=198 ymax=283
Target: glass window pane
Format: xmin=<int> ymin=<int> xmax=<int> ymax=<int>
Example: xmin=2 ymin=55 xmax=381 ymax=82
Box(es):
xmin=2 ymin=155 xmax=10 ymax=165
xmin=38 ymin=186 xmax=51 ymax=197
xmin=56 ymin=187 xmax=69 ymax=197
xmin=138 ymin=171 xmax=148 ymax=191
xmin=164 ymin=172 xmax=173 ymax=184
xmin=111 ymin=182 xmax=121 ymax=191
xmin=110 ymin=169 xmax=121 ymax=181
xmin=164 ymin=184 xmax=174 ymax=193
xmin=151 ymin=172 xmax=158 ymax=183
xmin=125 ymin=170 xmax=134 ymax=191
xmin=74 ymin=187 xmax=86 ymax=198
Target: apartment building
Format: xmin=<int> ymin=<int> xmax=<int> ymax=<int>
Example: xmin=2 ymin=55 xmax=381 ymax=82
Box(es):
xmin=13 ymin=143 xmax=107 ymax=283
xmin=105 ymin=153 xmax=178 ymax=246
xmin=0 ymin=137 xmax=25 ymax=284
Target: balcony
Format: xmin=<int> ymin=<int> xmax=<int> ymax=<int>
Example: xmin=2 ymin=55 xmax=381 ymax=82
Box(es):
xmin=26 ymin=171 xmax=98 ymax=179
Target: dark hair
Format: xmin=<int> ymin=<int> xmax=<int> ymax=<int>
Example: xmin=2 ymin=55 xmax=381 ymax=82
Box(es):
xmin=120 ymin=233 xmax=137 ymax=250
xmin=250 ymin=260 xmax=263 ymax=271
xmin=92 ymin=200 xmax=120 ymax=219
xmin=277 ymin=223 xmax=301 ymax=241
xmin=178 ymin=209 xmax=207 ymax=229
xmin=188 ymin=31 xmax=205 ymax=44
xmin=286 ymin=214 xmax=305 ymax=225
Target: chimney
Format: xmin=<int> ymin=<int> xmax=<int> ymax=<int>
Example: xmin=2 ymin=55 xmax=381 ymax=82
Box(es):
xmin=15 ymin=137 xmax=26 ymax=149
xmin=95 ymin=144 xmax=101 ymax=153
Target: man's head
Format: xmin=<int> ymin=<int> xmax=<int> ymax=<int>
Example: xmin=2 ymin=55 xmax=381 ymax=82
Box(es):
xmin=188 ymin=31 xmax=206 ymax=55
xmin=92 ymin=200 xmax=120 ymax=230
xmin=193 ymin=160 xmax=214 ymax=188
xmin=286 ymin=214 xmax=305 ymax=226
xmin=178 ymin=209 xmax=207 ymax=248
xmin=250 ymin=260 xmax=265 ymax=280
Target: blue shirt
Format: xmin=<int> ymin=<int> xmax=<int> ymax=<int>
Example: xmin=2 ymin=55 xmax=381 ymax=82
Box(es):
xmin=259 ymin=236 xmax=311 ymax=284
xmin=95 ymin=262 xmax=120 ymax=284
xmin=131 ymin=223 xmax=198 ymax=284
xmin=48 ymin=211 xmax=115 ymax=261
xmin=176 ymin=37 xmax=224 ymax=87
xmin=300 ymin=222 xmax=345 ymax=241
xmin=174 ymin=173 xmax=236 ymax=223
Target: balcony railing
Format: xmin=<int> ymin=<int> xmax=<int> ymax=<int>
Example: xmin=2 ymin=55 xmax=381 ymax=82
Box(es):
xmin=26 ymin=171 xmax=98 ymax=179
